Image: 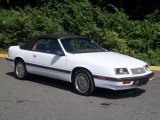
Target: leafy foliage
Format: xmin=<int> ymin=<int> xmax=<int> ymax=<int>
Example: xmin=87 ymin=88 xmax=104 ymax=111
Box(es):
xmin=0 ymin=1 xmax=160 ymax=65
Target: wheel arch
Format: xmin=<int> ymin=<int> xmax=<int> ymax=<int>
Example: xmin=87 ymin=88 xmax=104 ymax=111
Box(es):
xmin=14 ymin=57 xmax=25 ymax=67
xmin=71 ymin=67 xmax=94 ymax=83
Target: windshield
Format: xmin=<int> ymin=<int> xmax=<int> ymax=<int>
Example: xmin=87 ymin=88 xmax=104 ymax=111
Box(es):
xmin=61 ymin=38 xmax=106 ymax=53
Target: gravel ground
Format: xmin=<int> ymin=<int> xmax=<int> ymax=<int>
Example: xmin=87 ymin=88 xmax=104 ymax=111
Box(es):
xmin=0 ymin=59 xmax=160 ymax=120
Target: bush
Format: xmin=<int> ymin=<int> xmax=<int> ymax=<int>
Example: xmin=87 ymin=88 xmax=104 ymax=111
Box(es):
xmin=0 ymin=6 xmax=65 ymax=48
xmin=0 ymin=1 xmax=160 ymax=65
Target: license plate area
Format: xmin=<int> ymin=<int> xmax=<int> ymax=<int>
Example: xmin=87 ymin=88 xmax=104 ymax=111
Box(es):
xmin=134 ymin=79 xmax=149 ymax=86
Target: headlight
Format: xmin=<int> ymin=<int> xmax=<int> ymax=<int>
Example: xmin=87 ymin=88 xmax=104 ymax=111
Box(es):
xmin=144 ymin=65 xmax=150 ymax=71
xmin=114 ymin=68 xmax=129 ymax=75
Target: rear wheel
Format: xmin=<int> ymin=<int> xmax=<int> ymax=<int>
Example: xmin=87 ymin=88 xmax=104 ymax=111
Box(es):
xmin=14 ymin=60 xmax=28 ymax=80
xmin=73 ymin=69 xmax=95 ymax=96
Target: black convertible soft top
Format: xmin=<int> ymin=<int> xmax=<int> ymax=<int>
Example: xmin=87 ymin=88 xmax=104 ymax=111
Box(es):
xmin=20 ymin=34 xmax=86 ymax=50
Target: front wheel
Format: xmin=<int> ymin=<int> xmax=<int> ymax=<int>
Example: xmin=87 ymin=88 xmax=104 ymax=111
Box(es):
xmin=73 ymin=69 xmax=95 ymax=96
xmin=14 ymin=60 xmax=28 ymax=80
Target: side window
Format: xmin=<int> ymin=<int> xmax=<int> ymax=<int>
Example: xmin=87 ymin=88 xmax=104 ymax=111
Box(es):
xmin=33 ymin=38 xmax=63 ymax=54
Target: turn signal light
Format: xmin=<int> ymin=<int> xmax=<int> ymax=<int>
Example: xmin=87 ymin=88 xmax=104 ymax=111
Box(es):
xmin=98 ymin=76 xmax=106 ymax=80
xmin=123 ymin=81 xmax=131 ymax=84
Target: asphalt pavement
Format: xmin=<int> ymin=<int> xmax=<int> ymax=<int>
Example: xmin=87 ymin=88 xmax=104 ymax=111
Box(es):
xmin=0 ymin=59 xmax=160 ymax=120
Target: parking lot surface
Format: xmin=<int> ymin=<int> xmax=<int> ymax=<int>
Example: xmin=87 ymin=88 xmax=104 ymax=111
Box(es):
xmin=0 ymin=59 xmax=160 ymax=120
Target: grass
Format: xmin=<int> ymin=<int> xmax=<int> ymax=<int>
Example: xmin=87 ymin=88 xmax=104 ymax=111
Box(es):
xmin=0 ymin=49 xmax=7 ymax=54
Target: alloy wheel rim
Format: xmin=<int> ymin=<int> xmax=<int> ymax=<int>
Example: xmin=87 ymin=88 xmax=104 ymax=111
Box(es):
xmin=75 ymin=73 xmax=89 ymax=93
xmin=16 ymin=62 xmax=25 ymax=78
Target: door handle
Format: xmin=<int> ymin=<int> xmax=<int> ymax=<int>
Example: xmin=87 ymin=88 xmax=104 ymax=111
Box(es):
xmin=33 ymin=55 xmax=36 ymax=58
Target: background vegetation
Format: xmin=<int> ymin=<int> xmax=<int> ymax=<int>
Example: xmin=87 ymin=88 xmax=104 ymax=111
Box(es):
xmin=0 ymin=0 xmax=160 ymax=65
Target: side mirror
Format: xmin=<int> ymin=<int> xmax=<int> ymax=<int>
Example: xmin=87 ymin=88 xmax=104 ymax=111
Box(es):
xmin=54 ymin=50 xmax=65 ymax=56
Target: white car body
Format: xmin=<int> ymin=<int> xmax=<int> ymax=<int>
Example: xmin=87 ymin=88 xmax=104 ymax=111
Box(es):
xmin=6 ymin=34 xmax=154 ymax=91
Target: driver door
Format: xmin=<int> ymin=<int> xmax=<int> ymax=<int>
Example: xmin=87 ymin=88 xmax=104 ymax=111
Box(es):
xmin=30 ymin=38 xmax=69 ymax=81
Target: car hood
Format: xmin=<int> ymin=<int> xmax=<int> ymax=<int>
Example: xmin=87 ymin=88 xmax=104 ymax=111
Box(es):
xmin=71 ymin=51 xmax=146 ymax=68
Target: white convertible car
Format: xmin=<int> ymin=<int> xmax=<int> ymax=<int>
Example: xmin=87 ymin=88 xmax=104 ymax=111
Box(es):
xmin=6 ymin=34 xmax=154 ymax=95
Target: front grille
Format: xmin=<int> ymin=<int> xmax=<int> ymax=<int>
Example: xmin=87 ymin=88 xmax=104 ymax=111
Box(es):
xmin=131 ymin=67 xmax=145 ymax=75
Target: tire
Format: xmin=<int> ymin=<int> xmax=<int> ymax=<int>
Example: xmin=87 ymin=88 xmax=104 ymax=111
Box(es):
xmin=73 ymin=69 xmax=95 ymax=96
xmin=14 ymin=60 xmax=28 ymax=80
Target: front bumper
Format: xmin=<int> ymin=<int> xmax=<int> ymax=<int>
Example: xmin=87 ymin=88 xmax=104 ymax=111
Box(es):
xmin=94 ymin=72 xmax=154 ymax=90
